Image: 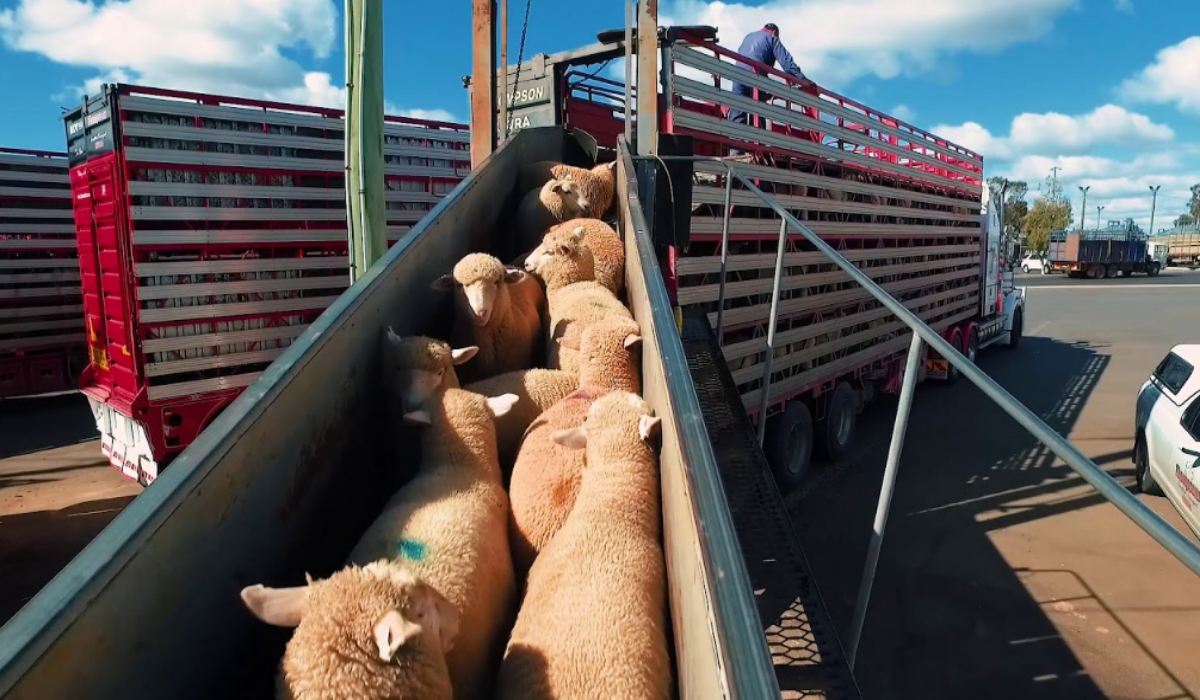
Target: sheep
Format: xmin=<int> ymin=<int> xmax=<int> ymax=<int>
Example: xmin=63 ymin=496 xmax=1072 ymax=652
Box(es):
xmin=518 ymin=160 xmax=617 ymax=220
xmin=244 ymin=387 xmax=519 ymax=700
xmin=432 ymin=253 xmax=545 ymax=384
xmin=507 ymin=315 xmax=643 ymax=578
xmin=380 ymin=331 xmax=577 ymax=468
xmin=515 ymin=175 xmax=591 ymax=252
xmin=240 ymin=560 xmax=459 ymax=700
xmin=344 ymin=387 xmax=520 ymax=700
xmin=496 ymin=390 xmax=670 ymax=700
xmin=523 ymin=225 xmax=632 ymax=377
xmin=526 ymin=218 xmax=624 ymax=297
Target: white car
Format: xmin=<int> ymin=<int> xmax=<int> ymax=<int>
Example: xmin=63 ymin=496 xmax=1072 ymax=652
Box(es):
xmin=1134 ymin=344 xmax=1200 ymax=539
xmin=1020 ymin=254 xmax=1048 ymax=274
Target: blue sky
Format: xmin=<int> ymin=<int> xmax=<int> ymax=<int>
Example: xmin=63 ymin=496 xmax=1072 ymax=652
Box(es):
xmin=2 ymin=0 xmax=1197 ymax=231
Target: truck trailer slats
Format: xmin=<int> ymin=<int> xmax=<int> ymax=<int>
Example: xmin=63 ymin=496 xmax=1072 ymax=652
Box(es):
xmin=691 ymin=185 xmax=983 ymax=224
xmin=690 ymin=217 xmax=978 ymax=239
xmin=677 ymin=243 xmax=980 ymax=275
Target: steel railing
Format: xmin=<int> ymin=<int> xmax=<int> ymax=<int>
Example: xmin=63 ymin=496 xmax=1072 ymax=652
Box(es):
xmin=635 ymin=153 xmax=1200 ymax=671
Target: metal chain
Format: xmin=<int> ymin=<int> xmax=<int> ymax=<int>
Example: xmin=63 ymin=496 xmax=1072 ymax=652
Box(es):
xmin=508 ymin=0 xmax=533 ymax=109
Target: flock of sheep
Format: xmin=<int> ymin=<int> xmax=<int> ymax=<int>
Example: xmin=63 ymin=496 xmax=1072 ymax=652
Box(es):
xmin=237 ymin=159 xmax=673 ymax=700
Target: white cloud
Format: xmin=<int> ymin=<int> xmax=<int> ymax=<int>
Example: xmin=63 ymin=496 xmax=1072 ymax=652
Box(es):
xmin=662 ymin=0 xmax=1080 ymax=88
xmin=890 ymin=104 xmax=916 ymax=123
xmin=1118 ymin=36 xmax=1200 ymax=115
xmin=930 ymin=104 xmax=1173 ymax=160
xmin=396 ymin=108 xmax=460 ymax=123
xmin=1 ymin=0 xmax=457 ymax=120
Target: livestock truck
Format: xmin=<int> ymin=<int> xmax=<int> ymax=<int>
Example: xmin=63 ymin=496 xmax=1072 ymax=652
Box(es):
xmin=504 ymin=27 xmax=1027 ymax=488
xmin=1047 ymin=226 xmax=1162 ymax=278
xmin=0 ymin=25 xmax=1023 ymax=700
xmin=60 ymin=84 xmax=470 ymax=485
xmin=1160 ymin=230 xmax=1200 ymax=268
xmin=0 ymin=147 xmax=85 ymax=399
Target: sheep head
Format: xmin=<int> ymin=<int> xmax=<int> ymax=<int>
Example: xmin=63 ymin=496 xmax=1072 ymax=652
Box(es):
xmin=557 ymin=315 xmax=642 ymax=394
xmin=551 ymin=389 xmax=661 ymax=452
xmin=400 ymin=387 xmax=519 ymax=429
xmin=432 ymin=253 xmax=526 ymax=328
xmin=240 ymin=561 xmax=458 ymax=699
xmin=523 ymin=225 xmax=596 ymax=289
xmin=382 ymin=329 xmax=477 ymax=414
xmin=544 ymin=174 xmax=591 ymax=218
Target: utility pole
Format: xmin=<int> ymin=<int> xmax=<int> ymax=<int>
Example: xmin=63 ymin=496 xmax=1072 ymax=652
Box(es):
xmin=1097 ymin=205 xmax=1105 ymax=230
xmin=1050 ymin=166 xmax=1062 ymax=201
xmin=1079 ymin=184 xmax=1090 ymax=233
xmin=1148 ymin=185 xmax=1161 ymax=236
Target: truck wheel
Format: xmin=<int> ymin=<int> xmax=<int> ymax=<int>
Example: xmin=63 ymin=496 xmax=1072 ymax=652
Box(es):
xmin=765 ymin=400 xmax=814 ymax=492
xmin=1107 ymin=264 xmax=1119 ymax=278
xmin=1022 ymin=265 xmax=1030 ymax=274
xmin=1093 ymin=264 xmax=1106 ymax=279
xmin=1134 ymin=435 xmax=1163 ymax=496
xmin=1004 ymin=307 xmax=1023 ymax=351
xmin=966 ymin=325 xmax=979 ymax=365
xmin=817 ymin=381 xmax=857 ymax=462
xmin=1148 ymin=263 xmax=1160 ymax=277
xmin=945 ymin=328 xmax=965 ymax=384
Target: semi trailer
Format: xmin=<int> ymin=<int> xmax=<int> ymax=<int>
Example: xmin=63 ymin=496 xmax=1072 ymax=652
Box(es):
xmin=0 ymin=147 xmax=84 ymax=399
xmin=61 ymin=84 xmax=470 ymax=485
xmin=0 ymin=22 xmax=1030 ymax=700
xmin=1048 ymin=227 xmax=1162 ymax=278
xmin=1159 ymin=230 xmax=1200 ymax=268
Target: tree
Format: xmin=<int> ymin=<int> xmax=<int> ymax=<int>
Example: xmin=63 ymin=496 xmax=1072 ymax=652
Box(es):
xmin=1024 ymin=194 xmax=1072 ymax=254
xmin=1177 ymin=213 xmax=1196 ymax=228
xmin=1190 ymin=183 xmax=1200 ymax=222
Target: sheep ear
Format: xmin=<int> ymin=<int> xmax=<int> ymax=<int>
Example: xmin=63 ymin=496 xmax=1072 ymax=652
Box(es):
xmin=550 ymin=181 xmax=564 ymax=193
xmin=374 ymin=610 xmax=423 ymax=662
xmin=503 ymin=267 xmax=526 ymax=284
xmin=241 ymin=584 xmax=309 ymax=628
xmin=556 ymin=335 xmax=581 ymax=351
xmin=639 ymin=415 xmax=662 ymax=442
xmin=551 ymin=426 xmax=588 ymax=449
xmin=605 ymin=160 xmax=617 ymax=171
xmin=385 ymin=326 xmax=404 ymax=346
xmin=623 ymin=333 xmax=643 ymax=350
xmin=450 ymin=346 xmax=479 ymax=365
xmin=431 ymin=274 xmax=455 ymax=291
xmin=403 ymin=410 xmax=432 ymax=426
xmin=571 ymin=226 xmax=586 ymax=241
xmin=486 ymin=393 xmax=519 ymax=418
xmin=411 ymin=583 xmax=460 ymax=653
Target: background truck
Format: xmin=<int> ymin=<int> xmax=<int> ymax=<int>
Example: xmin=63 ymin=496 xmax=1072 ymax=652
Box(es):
xmin=1048 ymin=225 xmax=1161 ymax=279
xmin=505 ymin=27 xmax=1026 ymax=489
xmin=0 ymin=147 xmax=85 ymax=399
xmin=61 ymin=84 xmax=470 ymax=485
xmin=1159 ymin=230 xmax=1200 ymax=268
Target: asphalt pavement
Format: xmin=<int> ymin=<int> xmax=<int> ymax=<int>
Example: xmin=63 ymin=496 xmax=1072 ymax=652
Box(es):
xmin=789 ymin=268 xmax=1200 ymax=700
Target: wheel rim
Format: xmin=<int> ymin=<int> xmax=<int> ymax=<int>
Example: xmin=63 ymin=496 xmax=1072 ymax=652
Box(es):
xmin=968 ymin=333 xmax=978 ymax=362
xmin=834 ymin=400 xmax=852 ymax=445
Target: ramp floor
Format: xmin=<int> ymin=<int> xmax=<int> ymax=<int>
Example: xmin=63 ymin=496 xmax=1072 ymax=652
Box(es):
xmin=680 ymin=311 xmax=863 ymax=700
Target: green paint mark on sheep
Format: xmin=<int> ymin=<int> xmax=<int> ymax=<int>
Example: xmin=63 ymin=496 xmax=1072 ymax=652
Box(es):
xmin=396 ymin=539 xmax=427 ymax=561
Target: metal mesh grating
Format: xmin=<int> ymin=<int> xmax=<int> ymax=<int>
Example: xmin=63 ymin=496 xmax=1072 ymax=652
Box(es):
xmin=680 ymin=310 xmax=862 ymax=700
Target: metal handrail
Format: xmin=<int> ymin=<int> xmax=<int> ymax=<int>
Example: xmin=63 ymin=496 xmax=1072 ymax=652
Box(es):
xmin=636 ymin=153 xmax=1200 ymax=671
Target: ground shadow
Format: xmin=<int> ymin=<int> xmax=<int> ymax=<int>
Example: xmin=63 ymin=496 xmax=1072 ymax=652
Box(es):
xmin=0 ymin=495 xmax=136 ymax=626
xmin=0 ymin=392 xmax=96 ymax=460
xmin=787 ymin=335 xmax=1133 ymax=700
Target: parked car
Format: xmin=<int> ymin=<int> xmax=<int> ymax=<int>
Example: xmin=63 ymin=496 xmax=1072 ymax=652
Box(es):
xmin=1134 ymin=344 xmax=1200 ymax=539
xmin=1019 ymin=253 xmax=1049 ymax=274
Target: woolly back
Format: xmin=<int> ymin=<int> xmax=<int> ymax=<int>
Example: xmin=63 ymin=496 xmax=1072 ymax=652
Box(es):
xmin=575 ymin=390 xmax=662 ymax=527
xmin=417 ymin=387 xmax=502 ymax=476
xmin=280 ymin=565 xmax=453 ymax=700
xmin=578 ymin=316 xmax=642 ymax=394
xmin=530 ymin=226 xmax=596 ymax=290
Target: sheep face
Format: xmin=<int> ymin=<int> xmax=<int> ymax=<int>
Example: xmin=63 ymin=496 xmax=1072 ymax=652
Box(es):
xmin=240 ymin=562 xmax=458 ymax=699
xmin=545 ymin=175 xmax=591 ymax=217
xmin=551 ymin=389 xmax=662 ymax=451
xmin=382 ymin=329 xmax=477 ymax=414
xmin=432 ymin=253 xmax=525 ymax=328
xmin=523 ymin=225 xmax=594 ymax=286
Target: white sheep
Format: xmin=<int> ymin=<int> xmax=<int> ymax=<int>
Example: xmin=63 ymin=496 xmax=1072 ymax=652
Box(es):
xmin=380 ymin=331 xmax=576 ymax=469
xmin=241 ymin=561 xmax=459 ymax=700
xmin=432 ymin=253 xmax=545 ymax=384
xmin=515 ymin=175 xmax=591 ymax=252
xmin=507 ymin=315 xmax=642 ymax=578
xmin=525 ymin=218 xmax=624 ymax=297
xmin=517 ymin=160 xmax=617 ymax=220
xmin=496 ymin=390 xmax=671 ymax=700
xmin=243 ymin=387 xmax=520 ymax=700
xmin=523 ymin=225 xmax=632 ymax=377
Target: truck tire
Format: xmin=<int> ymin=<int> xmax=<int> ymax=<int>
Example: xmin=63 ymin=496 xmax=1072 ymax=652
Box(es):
xmin=1107 ymin=264 xmax=1118 ymax=278
xmin=1093 ymin=264 xmax=1106 ymax=279
xmin=817 ymin=381 xmax=856 ymax=463
xmin=1148 ymin=262 xmax=1160 ymax=277
xmin=945 ymin=328 xmax=965 ymax=384
xmin=1134 ymin=435 xmax=1163 ymax=496
xmin=966 ymin=324 xmax=980 ymax=365
xmin=765 ymin=400 xmax=814 ymax=492
xmin=1004 ymin=307 xmax=1023 ymax=351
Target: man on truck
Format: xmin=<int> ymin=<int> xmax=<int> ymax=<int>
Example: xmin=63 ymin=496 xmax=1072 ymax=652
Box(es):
xmin=726 ymin=23 xmax=810 ymax=127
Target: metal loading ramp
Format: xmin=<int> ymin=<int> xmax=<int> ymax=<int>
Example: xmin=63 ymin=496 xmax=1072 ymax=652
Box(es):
xmin=680 ymin=309 xmax=863 ymax=700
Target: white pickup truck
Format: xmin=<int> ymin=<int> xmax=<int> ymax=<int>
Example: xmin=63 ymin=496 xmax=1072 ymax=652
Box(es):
xmin=1134 ymin=344 xmax=1200 ymax=539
